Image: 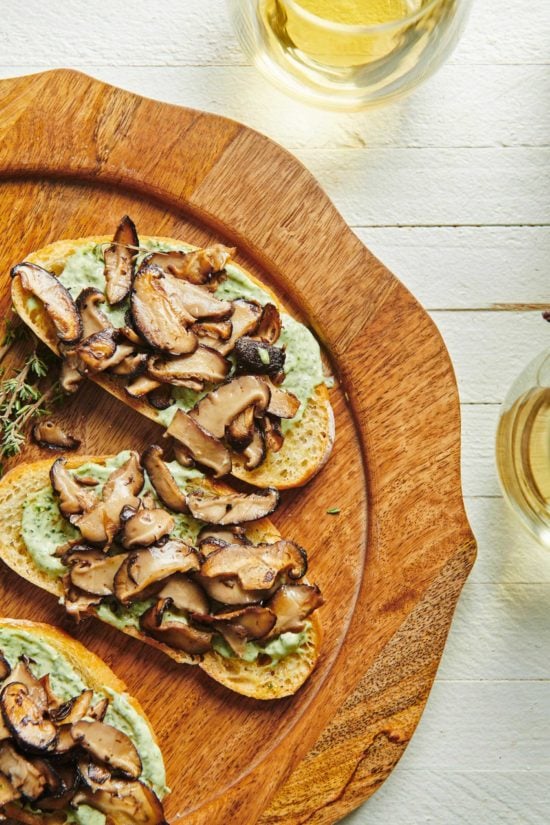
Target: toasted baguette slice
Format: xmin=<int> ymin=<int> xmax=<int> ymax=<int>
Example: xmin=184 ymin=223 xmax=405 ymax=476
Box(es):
xmin=0 ymin=457 xmax=322 ymax=699
xmin=11 ymin=236 xmax=335 ymax=490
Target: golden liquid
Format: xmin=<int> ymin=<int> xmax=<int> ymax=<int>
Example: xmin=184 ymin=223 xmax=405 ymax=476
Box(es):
xmin=261 ymin=0 xmax=435 ymax=68
xmin=496 ymin=388 xmax=550 ymax=546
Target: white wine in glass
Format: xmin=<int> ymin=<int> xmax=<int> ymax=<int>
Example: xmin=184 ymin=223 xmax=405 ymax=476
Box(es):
xmin=229 ymin=0 xmax=472 ymax=109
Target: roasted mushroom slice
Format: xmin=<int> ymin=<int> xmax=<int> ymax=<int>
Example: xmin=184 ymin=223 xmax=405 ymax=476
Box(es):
xmin=226 ymin=406 xmax=255 ymax=452
xmin=114 ymin=539 xmax=200 ymax=603
xmin=266 ymin=383 xmax=301 ymax=419
xmin=160 ymin=274 xmax=233 ymax=321
xmin=187 ymin=488 xmax=279 ymax=525
xmin=51 ymin=689 xmax=94 ymax=726
xmin=104 ymin=215 xmax=139 ymax=305
xmin=147 ymin=384 xmax=174 ymax=410
xmin=73 ymin=777 xmax=165 ymax=825
xmin=193 ymin=606 xmax=276 ymax=657
xmin=266 ymin=583 xmax=323 ymax=638
xmin=263 ymin=415 xmax=284 ymax=453
xmin=66 ymin=550 xmax=122 ymax=596
xmin=197 ymin=525 xmax=250 ymax=546
xmin=147 ymin=346 xmax=230 ymax=387
xmin=140 ymin=599 xmax=212 ymax=655
xmin=32 ymin=420 xmax=81 ymax=451
xmin=60 ymin=351 xmax=85 ymax=394
xmin=166 ymin=410 xmax=231 ymax=477
xmin=0 ymin=769 xmax=19 ymax=804
xmin=141 ymin=445 xmax=187 ymax=513
xmin=78 ymin=757 xmax=113 ymax=792
xmin=1 ymin=683 xmax=57 ymax=753
xmin=120 ymin=506 xmax=175 ymax=549
xmin=206 ymin=299 xmax=262 ymax=355
xmin=62 ymin=580 xmax=103 ymax=620
xmin=0 ymin=743 xmax=48 ymax=801
xmin=11 ymin=263 xmax=82 ymax=345
xmin=89 ymin=697 xmax=110 ymax=722
xmin=2 ymin=659 xmax=48 ymax=716
xmin=70 ymin=328 xmax=118 ymax=374
xmin=192 ymin=318 xmax=233 ymax=340
xmin=131 ymin=264 xmax=198 ymax=355
xmin=157 ymin=575 xmax=209 ymax=614
xmin=254 ymin=303 xmax=282 ymax=345
xmin=50 ymin=458 xmax=96 ymax=518
xmin=71 ymin=720 xmax=142 ymax=779
xmin=111 ymin=351 xmax=148 ymax=378
xmin=76 ymin=287 xmax=112 ymax=337
xmin=126 ymin=374 xmax=162 ymax=399
xmin=200 ymin=540 xmax=307 ymax=592
xmin=172 ymin=440 xmax=195 ymax=468
xmin=143 ymin=244 xmax=235 ymax=286
xmin=234 ymin=338 xmax=286 ymax=378
xmin=242 ymin=424 xmax=266 ymax=470
xmin=190 ymin=375 xmax=270 ymax=439
xmin=0 ymin=651 xmax=10 ymax=681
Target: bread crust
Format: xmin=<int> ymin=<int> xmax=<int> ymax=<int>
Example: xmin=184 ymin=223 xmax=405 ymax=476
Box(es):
xmin=12 ymin=236 xmax=334 ymax=489
xmin=0 ymin=457 xmax=322 ymax=699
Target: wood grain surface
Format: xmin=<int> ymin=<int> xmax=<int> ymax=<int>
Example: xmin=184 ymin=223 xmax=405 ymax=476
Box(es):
xmin=0 ymin=70 xmax=475 ymax=824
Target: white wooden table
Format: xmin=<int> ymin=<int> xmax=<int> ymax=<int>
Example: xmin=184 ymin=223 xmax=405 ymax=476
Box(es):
xmin=2 ymin=1 xmax=549 ymax=822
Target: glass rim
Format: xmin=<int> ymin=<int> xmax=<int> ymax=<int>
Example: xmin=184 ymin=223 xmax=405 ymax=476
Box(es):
xmin=280 ymin=0 xmax=445 ymax=34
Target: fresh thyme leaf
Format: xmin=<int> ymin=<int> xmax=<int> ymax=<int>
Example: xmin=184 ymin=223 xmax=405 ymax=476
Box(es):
xmin=326 ymin=507 xmax=340 ymax=515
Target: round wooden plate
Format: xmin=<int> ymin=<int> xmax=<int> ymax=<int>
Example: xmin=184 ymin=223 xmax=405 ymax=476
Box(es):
xmin=0 ymin=70 xmax=476 ymax=824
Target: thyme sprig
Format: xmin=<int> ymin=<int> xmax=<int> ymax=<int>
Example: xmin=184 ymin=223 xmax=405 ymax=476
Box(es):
xmin=0 ymin=320 xmax=62 ymax=466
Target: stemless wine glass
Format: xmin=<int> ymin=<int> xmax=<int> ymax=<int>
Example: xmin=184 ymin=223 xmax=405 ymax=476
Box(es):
xmin=228 ymin=0 xmax=472 ymax=110
xmin=496 ymin=349 xmax=550 ymax=548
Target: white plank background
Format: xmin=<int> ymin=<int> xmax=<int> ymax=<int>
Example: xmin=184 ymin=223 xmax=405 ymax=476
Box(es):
xmin=2 ymin=1 xmax=550 ymax=822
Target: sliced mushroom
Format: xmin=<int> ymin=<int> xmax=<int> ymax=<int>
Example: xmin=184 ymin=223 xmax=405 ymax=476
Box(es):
xmin=76 ymin=288 xmax=112 ymax=337
xmin=51 ymin=689 xmax=93 ymax=726
xmin=157 ymin=575 xmax=209 ymax=614
xmin=226 ymin=406 xmax=255 ymax=452
xmin=2 ymin=659 xmax=48 ymax=715
xmin=187 ymin=487 xmax=279 ymax=525
xmin=130 ymin=265 xmax=198 ymax=355
xmin=0 ymin=743 xmax=48 ymax=801
xmin=159 ymin=273 xmax=232 ymax=321
xmin=242 ymin=424 xmax=266 ymax=470
xmin=147 ymin=346 xmax=230 ymax=387
xmin=11 ymin=263 xmax=82 ymax=345
xmin=73 ymin=778 xmax=165 ymax=825
xmin=143 ymin=244 xmax=234 ymax=286
xmin=141 ymin=445 xmax=188 ymax=513
xmin=114 ymin=539 xmax=200 ymax=603
xmin=32 ymin=420 xmax=80 ymax=451
xmin=192 ymin=319 xmax=232 ymax=340
xmin=193 ymin=606 xmax=276 ymax=657
xmin=89 ymin=697 xmax=110 ymax=722
xmin=166 ymin=409 xmax=231 ymax=477
xmin=263 ymin=415 xmax=284 ymax=453
xmin=197 ymin=525 xmax=249 ymax=546
xmin=1 ymin=683 xmax=57 ymax=753
xmin=74 ymin=452 xmax=144 ymax=546
xmin=38 ymin=675 xmax=62 ymax=713
xmin=121 ymin=506 xmax=175 ymax=549
xmin=96 ymin=342 xmax=137 ymax=373
xmin=254 ymin=303 xmax=282 ymax=345
xmin=266 ymin=583 xmax=323 ymax=638
xmin=140 ymin=599 xmax=212 ymax=655
xmin=110 ymin=351 xmax=148 ymax=378
xmin=50 ymin=458 xmax=96 ymax=517
xmin=190 ymin=375 xmax=270 ymax=439
xmin=200 ymin=540 xmax=307 ymax=591
xmin=60 ymin=352 xmax=85 ymax=394
xmin=104 ymin=215 xmax=139 ymax=305
xmin=71 ymin=720 xmax=141 ymax=779
xmin=234 ymin=338 xmax=286 ymax=378
xmin=62 ymin=580 xmax=103 ymax=620
xmin=119 ymin=322 xmax=145 ymax=346
xmin=66 ymin=550 xmax=122 ymax=596
xmin=78 ymin=757 xmax=113 ymax=792
xmin=35 ymin=763 xmax=78 ymax=811
xmin=172 ymin=440 xmax=195 ymax=468
xmin=206 ymin=299 xmax=262 ymax=355
xmin=147 ymin=384 xmax=174 ymax=410
xmin=266 ymin=383 xmax=300 ymax=419
xmin=126 ymin=374 xmax=162 ymax=399
xmin=70 ymin=328 xmax=118 ymax=374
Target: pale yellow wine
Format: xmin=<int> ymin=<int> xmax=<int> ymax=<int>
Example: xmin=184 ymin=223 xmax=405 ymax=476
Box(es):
xmin=262 ymin=0 xmax=431 ymax=67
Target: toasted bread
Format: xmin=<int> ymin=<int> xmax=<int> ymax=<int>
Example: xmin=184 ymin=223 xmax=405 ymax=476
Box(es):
xmin=0 ymin=456 xmax=322 ymax=699
xmin=11 ymin=236 xmax=334 ymax=490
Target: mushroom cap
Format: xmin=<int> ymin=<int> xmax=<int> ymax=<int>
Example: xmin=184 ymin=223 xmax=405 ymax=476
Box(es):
xmin=157 ymin=575 xmax=209 ymax=614
xmin=114 ymin=539 xmax=200 ymax=604
xmin=76 ymin=287 xmax=112 ymax=337
xmin=121 ymin=507 xmax=175 ymax=549
xmin=187 ymin=488 xmax=279 ymax=526
xmin=147 ymin=346 xmax=230 ymax=387
xmin=141 ymin=445 xmax=188 ymax=513
xmin=266 ymin=583 xmax=324 ymax=638
xmin=190 ymin=375 xmax=270 ymax=439
xmin=1 ymin=683 xmax=57 ymax=754
xmin=140 ymin=600 xmax=212 ymax=655
xmin=199 ymin=540 xmax=308 ymax=591
xmin=73 ymin=777 xmax=165 ymax=825
xmin=71 ymin=720 xmax=142 ymax=779
xmin=66 ymin=550 xmax=122 ymax=596
xmin=32 ymin=421 xmax=81 ymax=451
xmin=130 ymin=264 xmax=198 ymax=355
xmin=50 ymin=458 xmax=96 ymax=517
xmin=11 ymin=262 xmax=83 ymax=344
xmin=166 ymin=410 xmax=232 ymax=478
xmin=104 ymin=215 xmax=139 ymax=306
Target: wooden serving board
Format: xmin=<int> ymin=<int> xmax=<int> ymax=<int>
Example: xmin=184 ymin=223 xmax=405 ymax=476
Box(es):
xmin=0 ymin=70 xmax=476 ymax=824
